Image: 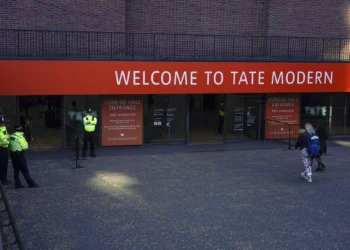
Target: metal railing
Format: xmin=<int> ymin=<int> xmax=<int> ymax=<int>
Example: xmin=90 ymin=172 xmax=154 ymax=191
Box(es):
xmin=0 ymin=184 xmax=25 ymax=250
xmin=264 ymin=119 xmax=300 ymax=150
xmin=1 ymin=28 xmax=350 ymax=61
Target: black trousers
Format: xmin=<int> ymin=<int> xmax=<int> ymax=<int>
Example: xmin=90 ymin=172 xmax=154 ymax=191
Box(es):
xmin=0 ymin=147 xmax=9 ymax=182
xmin=218 ymin=116 xmax=224 ymax=134
xmin=10 ymin=151 xmax=35 ymax=186
xmin=83 ymin=131 xmax=95 ymax=157
xmin=311 ymin=155 xmax=325 ymax=169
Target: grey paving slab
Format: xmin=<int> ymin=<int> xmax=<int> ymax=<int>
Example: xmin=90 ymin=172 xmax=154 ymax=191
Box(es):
xmin=3 ymin=142 xmax=350 ymax=250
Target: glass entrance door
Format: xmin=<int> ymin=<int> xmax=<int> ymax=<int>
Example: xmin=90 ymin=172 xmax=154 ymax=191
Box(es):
xmin=224 ymin=94 xmax=244 ymax=141
xmin=19 ymin=96 xmax=63 ymax=150
xmin=168 ymin=95 xmax=188 ymax=144
xmin=144 ymin=94 xmax=187 ymax=144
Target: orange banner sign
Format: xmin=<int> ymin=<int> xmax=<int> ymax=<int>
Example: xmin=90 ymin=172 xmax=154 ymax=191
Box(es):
xmin=1 ymin=60 xmax=350 ymax=95
xmin=101 ymin=96 xmax=143 ymax=146
xmin=265 ymin=94 xmax=300 ymax=140
xmin=0 ymin=60 xmax=350 ymax=95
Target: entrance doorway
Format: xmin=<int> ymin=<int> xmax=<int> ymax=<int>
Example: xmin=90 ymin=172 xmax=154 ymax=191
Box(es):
xmin=188 ymin=94 xmax=263 ymax=143
xmin=189 ymin=94 xmax=225 ymax=143
xmin=19 ymin=96 xmax=62 ymax=150
xmin=144 ymin=94 xmax=187 ymax=144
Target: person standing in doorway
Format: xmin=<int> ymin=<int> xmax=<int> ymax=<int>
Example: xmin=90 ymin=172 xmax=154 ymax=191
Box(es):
xmin=9 ymin=125 xmax=39 ymax=189
xmin=67 ymin=101 xmax=80 ymax=148
xmin=82 ymin=108 xmax=97 ymax=158
xmin=217 ymin=101 xmax=225 ymax=134
xmin=0 ymin=116 xmax=10 ymax=185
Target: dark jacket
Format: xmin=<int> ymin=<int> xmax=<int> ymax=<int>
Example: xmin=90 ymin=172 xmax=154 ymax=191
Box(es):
xmin=316 ymin=125 xmax=327 ymax=155
xmin=295 ymin=133 xmax=309 ymax=150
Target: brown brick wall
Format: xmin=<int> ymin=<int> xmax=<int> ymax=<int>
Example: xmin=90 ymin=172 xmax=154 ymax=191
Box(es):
xmin=125 ymin=0 xmax=269 ymax=59
xmin=0 ymin=0 xmax=126 ymax=32
xmin=268 ymin=0 xmax=350 ymax=60
xmin=0 ymin=1 xmax=127 ymax=58
xmin=126 ymin=0 xmax=268 ymax=35
xmin=268 ymin=0 xmax=349 ymax=37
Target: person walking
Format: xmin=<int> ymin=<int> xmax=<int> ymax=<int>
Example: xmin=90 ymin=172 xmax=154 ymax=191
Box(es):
xmin=9 ymin=125 xmax=39 ymax=189
xmin=295 ymin=123 xmax=318 ymax=183
xmin=82 ymin=108 xmax=97 ymax=158
xmin=0 ymin=116 xmax=10 ymax=185
xmin=314 ymin=124 xmax=327 ymax=171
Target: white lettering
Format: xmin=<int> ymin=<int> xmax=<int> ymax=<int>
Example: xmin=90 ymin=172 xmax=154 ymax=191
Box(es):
xmin=231 ymin=71 xmax=238 ymax=85
xmin=286 ymin=71 xmax=295 ymax=84
xmin=161 ymin=71 xmax=171 ymax=85
xmin=325 ymin=71 xmax=333 ymax=84
xmin=249 ymin=71 xmax=256 ymax=84
xmin=174 ymin=71 xmax=187 ymax=86
xmin=307 ymin=71 xmax=314 ymax=84
xmin=214 ymin=71 xmax=224 ymax=85
xmin=115 ymin=71 xmax=130 ymax=85
xmin=297 ymin=71 xmax=305 ymax=84
xmin=142 ymin=71 xmax=149 ymax=85
xmin=239 ymin=72 xmax=248 ymax=85
xmin=133 ymin=71 xmax=140 ymax=85
xmin=272 ymin=71 xmax=283 ymax=84
xmin=205 ymin=71 xmax=212 ymax=85
xmin=190 ymin=71 xmax=197 ymax=85
xmin=315 ymin=71 xmax=322 ymax=84
xmin=258 ymin=71 xmax=265 ymax=85
xmin=151 ymin=71 xmax=160 ymax=85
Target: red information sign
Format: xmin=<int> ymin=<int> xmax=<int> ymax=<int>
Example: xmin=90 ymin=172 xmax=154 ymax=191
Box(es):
xmin=265 ymin=94 xmax=300 ymax=140
xmin=101 ymin=96 xmax=143 ymax=146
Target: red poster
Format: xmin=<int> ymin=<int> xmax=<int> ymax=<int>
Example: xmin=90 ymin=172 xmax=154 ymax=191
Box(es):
xmin=265 ymin=94 xmax=300 ymax=140
xmin=101 ymin=96 xmax=143 ymax=146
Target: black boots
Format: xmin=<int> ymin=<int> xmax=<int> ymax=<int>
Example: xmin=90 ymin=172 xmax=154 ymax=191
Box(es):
xmin=15 ymin=183 xmax=39 ymax=189
xmin=315 ymin=165 xmax=326 ymax=172
xmin=1 ymin=180 xmax=10 ymax=185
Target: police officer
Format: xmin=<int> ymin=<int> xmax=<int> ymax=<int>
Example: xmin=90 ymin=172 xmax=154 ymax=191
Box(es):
xmin=217 ymin=101 xmax=225 ymax=134
xmin=0 ymin=116 xmax=10 ymax=185
xmin=9 ymin=125 xmax=39 ymax=189
xmin=82 ymin=108 xmax=97 ymax=158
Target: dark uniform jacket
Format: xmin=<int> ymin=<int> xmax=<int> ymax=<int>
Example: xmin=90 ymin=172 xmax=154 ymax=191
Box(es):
xmin=316 ymin=125 xmax=327 ymax=155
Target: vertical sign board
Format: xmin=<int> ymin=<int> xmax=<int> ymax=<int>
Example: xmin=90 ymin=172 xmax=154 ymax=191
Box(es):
xmin=101 ymin=96 xmax=143 ymax=146
xmin=265 ymin=95 xmax=300 ymax=140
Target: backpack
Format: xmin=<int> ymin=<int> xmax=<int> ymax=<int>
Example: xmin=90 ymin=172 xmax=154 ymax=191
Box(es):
xmin=304 ymin=132 xmax=320 ymax=157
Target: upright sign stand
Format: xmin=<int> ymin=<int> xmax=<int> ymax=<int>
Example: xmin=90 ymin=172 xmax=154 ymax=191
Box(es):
xmin=67 ymin=123 xmax=84 ymax=169
xmin=74 ymin=132 xmax=84 ymax=169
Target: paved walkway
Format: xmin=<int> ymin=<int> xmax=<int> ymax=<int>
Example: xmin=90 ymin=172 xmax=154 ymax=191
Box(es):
xmin=3 ymin=140 xmax=350 ymax=250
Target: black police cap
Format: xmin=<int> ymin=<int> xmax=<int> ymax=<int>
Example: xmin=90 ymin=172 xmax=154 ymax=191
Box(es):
xmin=14 ymin=125 xmax=22 ymax=131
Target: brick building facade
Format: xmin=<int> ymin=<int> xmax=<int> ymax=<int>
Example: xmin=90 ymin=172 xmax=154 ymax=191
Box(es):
xmin=0 ymin=0 xmax=349 ymax=60
xmin=1 ymin=1 xmax=348 ymax=37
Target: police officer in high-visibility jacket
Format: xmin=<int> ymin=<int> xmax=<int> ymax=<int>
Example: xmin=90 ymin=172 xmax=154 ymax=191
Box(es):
xmin=82 ymin=108 xmax=97 ymax=158
xmin=9 ymin=125 xmax=39 ymax=189
xmin=217 ymin=101 xmax=225 ymax=134
xmin=0 ymin=116 xmax=10 ymax=185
